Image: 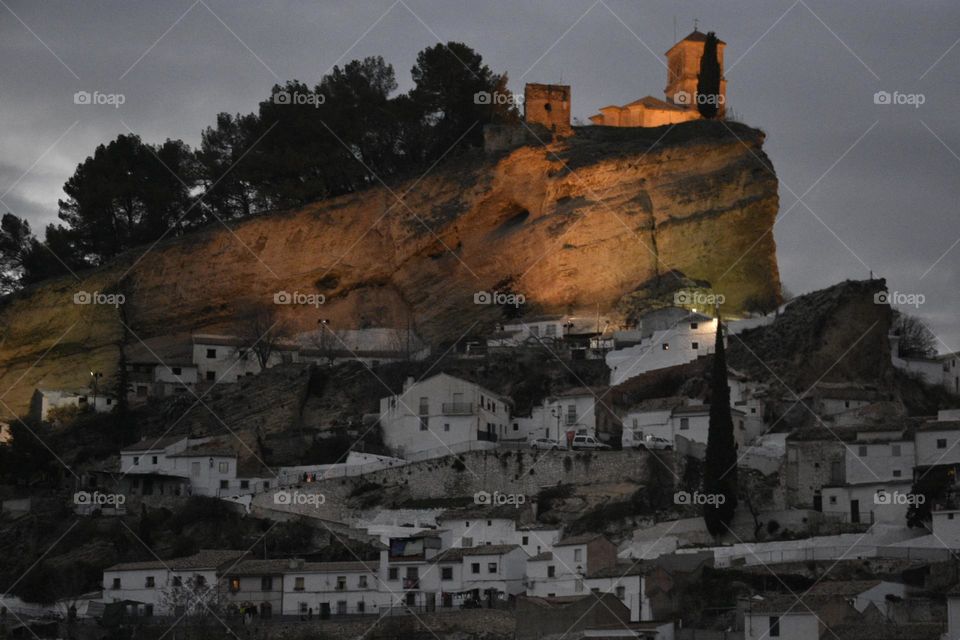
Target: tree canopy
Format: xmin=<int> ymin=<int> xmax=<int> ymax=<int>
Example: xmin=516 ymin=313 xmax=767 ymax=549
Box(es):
xmin=1 ymin=42 xmax=518 ymax=292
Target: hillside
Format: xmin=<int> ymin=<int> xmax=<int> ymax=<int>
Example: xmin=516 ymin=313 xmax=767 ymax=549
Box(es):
xmin=0 ymin=120 xmax=781 ymax=417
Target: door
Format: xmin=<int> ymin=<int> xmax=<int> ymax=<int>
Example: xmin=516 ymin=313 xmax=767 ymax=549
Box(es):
xmin=813 ymin=492 xmax=822 ymax=512
xmin=850 ymin=499 xmax=860 ymax=523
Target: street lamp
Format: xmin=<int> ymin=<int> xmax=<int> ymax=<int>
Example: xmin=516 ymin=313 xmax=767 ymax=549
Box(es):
xmin=90 ymin=371 xmax=102 ymax=410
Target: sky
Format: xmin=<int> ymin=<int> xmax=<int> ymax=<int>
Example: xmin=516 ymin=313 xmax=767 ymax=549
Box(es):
xmin=1 ymin=0 xmax=958 ymax=350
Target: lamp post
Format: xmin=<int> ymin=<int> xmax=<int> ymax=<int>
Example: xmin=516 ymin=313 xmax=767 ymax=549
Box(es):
xmin=317 ymin=318 xmax=330 ymax=365
xmin=90 ymin=371 xmax=102 ymax=410
xmin=551 ymin=406 xmax=562 ymax=444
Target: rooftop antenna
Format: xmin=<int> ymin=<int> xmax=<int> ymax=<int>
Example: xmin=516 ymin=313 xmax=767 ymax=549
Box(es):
xmin=694 ymin=18 xmax=700 ymax=32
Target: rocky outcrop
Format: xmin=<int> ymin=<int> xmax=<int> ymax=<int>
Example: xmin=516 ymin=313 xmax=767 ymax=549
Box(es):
xmin=0 ymin=120 xmax=781 ymax=417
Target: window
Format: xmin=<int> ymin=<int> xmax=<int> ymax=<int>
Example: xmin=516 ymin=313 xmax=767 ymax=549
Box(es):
xmin=471 ymin=563 xmax=480 ymax=574
xmin=151 ymin=456 xmax=158 ymax=464
xmin=261 ymin=576 xmax=273 ymax=591
xmin=229 ymin=577 xmax=239 ymax=592
xmin=574 ymin=549 xmax=582 ymax=562
xmin=462 ymin=537 xmax=473 ymax=547
xmin=892 ymin=444 xmax=901 ymax=457
xmin=545 ymin=324 xmax=557 ymax=337
xmin=336 ymin=576 xmax=346 ymax=590
xmin=357 ymin=601 xmax=365 ymax=613
xmin=858 ymin=445 xmax=868 ymax=457
xmin=144 ymin=576 xmax=155 ymax=587
xmin=444 ymin=423 xmax=450 ymax=432
xmin=172 ymin=367 xmax=181 ymax=375
xmin=662 ymin=343 xmax=669 ymax=350
xmin=770 ymin=616 xmax=781 ymax=637
xmin=522 ymin=536 xmax=529 ymax=545
xmin=844 ymin=401 xmax=851 ymax=409
xmin=893 ymin=469 xmax=902 ymax=477
xmin=263 ymin=481 xmax=270 ymax=490
xmin=388 ymin=568 xmax=399 ymax=580
xmin=488 ymin=562 xmax=497 ymax=574
xmin=547 ymin=566 xmax=556 ymax=578
xmin=218 ymin=461 xmax=229 ymax=473
xmin=172 ymin=576 xmax=182 ymax=587
xmin=829 ymin=496 xmax=837 ymax=505
xmin=487 ymin=519 xmax=492 ymax=526
xmin=133 ymin=456 xmax=140 ymax=465
xmin=938 ymin=439 xmax=948 ymax=449
xmin=616 ymin=586 xmax=626 ymax=599
xmin=240 ymin=480 xmax=249 ymax=489
xmin=680 ymin=418 xmax=689 ymax=430
xmin=294 ymin=577 xmax=305 ymax=591
xmin=206 ymin=371 xmax=215 ymax=381
xmin=144 ymin=604 xmax=153 ymax=617
xmin=690 ymin=322 xmax=698 ymax=329
xmin=220 ymin=480 xmax=229 ymax=489
xmin=420 ymin=417 xmax=428 ymax=431
xmin=441 ymin=567 xmax=453 ymax=581
xmin=194 ymin=575 xmax=206 ymax=587
xmin=359 ymin=575 xmax=368 ymax=588
xmin=419 ymin=397 xmax=429 ymax=415
xmin=112 ymin=577 xmax=121 ymax=589
xmin=692 ymin=342 xmax=699 ymax=350
xmin=206 ymin=348 xmax=216 ymax=358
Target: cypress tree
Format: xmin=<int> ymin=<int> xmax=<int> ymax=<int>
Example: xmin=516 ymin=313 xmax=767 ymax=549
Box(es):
xmin=696 ymin=32 xmax=722 ymax=119
xmin=703 ymin=316 xmax=738 ymax=535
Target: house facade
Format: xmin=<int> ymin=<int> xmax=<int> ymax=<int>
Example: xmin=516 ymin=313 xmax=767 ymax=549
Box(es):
xmin=378 ymin=373 xmax=512 ymax=457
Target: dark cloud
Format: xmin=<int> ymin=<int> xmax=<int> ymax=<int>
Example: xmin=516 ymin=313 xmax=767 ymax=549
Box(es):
xmin=1 ymin=0 xmax=957 ymax=346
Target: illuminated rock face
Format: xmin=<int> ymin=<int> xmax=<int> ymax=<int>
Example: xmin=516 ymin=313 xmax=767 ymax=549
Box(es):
xmin=0 ymin=120 xmax=780 ymax=416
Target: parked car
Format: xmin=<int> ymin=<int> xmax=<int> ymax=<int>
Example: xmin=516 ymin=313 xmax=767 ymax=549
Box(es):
xmin=571 ymin=435 xmax=612 ymax=450
xmin=530 ymin=437 xmax=562 ymax=451
xmin=636 ymin=435 xmax=673 ymax=451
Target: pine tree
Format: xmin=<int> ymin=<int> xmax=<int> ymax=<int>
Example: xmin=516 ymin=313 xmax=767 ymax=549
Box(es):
xmin=703 ymin=316 xmax=738 ymax=535
xmin=696 ymin=32 xmax=722 ymax=119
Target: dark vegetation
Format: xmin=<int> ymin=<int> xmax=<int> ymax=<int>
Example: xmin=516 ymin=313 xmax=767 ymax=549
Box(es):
xmin=0 ymin=42 xmax=518 ymax=292
xmin=702 ymin=321 xmax=738 ymax=536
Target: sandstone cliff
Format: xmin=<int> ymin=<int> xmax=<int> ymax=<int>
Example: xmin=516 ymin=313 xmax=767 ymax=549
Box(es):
xmin=0 ymin=120 xmax=781 ymax=417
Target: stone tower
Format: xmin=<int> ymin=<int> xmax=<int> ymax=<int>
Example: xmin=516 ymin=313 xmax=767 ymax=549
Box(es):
xmin=664 ymin=30 xmax=726 ymax=116
xmin=523 ymin=83 xmax=572 ymax=133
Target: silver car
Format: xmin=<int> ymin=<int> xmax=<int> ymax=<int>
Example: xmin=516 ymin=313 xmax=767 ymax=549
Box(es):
xmin=530 ymin=437 xmax=562 ymax=450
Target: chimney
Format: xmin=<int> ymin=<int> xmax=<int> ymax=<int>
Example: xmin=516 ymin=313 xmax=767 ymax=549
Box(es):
xmin=403 ymin=376 xmax=415 ymax=392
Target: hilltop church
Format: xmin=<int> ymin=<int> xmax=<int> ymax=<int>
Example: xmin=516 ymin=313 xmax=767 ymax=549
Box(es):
xmin=523 ymin=29 xmax=726 ymax=132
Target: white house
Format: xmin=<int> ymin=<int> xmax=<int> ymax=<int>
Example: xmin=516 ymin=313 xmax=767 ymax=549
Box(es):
xmin=436 ymin=511 xmax=519 ymax=548
xmin=740 ymin=594 xmax=855 ymax=640
xmin=221 ymin=559 xmax=287 ymax=618
xmin=378 ymin=373 xmax=512 ymax=457
xmin=915 ymin=410 xmax=960 ymax=468
xmin=606 ymin=311 xmax=719 ymax=386
xmin=516 ymin=525 xmax=562 ymax=557
xmin=102 ymin=550 xmax=246 ymax=616
xmin=433 ymin=544 xmax=527 ymax=607
xmin=192 ymin=334 xmax=299 ymax=384
xmin=944 ymin=353 xmax=960 ymax=396
xmin=119 ymin=436 xmax=274 ymax=499
xmin=379 ymin=532 xmax=448 ymax=610
xmin=298 ymin=327 xmax=431 ymax=367
xmin=487 ymin=315 xmax=573 ymax=348
xmin=29 ymin=388 xmax=115 ymax=422
xmin=620 ymin=401 xmax=746 ymax=449
xmin=280 ymin=560 xmax=385 ymax=617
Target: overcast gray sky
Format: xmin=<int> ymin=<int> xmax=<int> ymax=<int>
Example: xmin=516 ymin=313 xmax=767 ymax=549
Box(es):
xmin=1 ymin=0 xmax=958 ymax=350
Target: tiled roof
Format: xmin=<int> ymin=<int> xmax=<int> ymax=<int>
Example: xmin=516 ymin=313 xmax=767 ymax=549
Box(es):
xmin=741 ymin=594 xmax=839 ymax=614
xmin=432 ymin=545 xmax=521 ymax=563
xmin=107 ymin=550 xmax=246 ymax=572
xmin=806 ymin=580 xmax=882 ymax=596
xmin=528 ymin=552 xmax=553 ymax=562
xmin=121 ymin=435 xmax=186 ymax=452
xmin=555 ymin=533 xmax=606 ymax=547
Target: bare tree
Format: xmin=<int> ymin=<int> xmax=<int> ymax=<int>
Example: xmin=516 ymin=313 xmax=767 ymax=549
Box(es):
xmin=237 ymin=303 xmax=292 ymax=370
xmin=892 ymin=311 xmax=937 ymax=358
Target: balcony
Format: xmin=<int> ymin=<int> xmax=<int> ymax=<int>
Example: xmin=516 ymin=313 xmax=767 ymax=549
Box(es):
xmin=442 ymin=402 xmax=474 ymax=416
